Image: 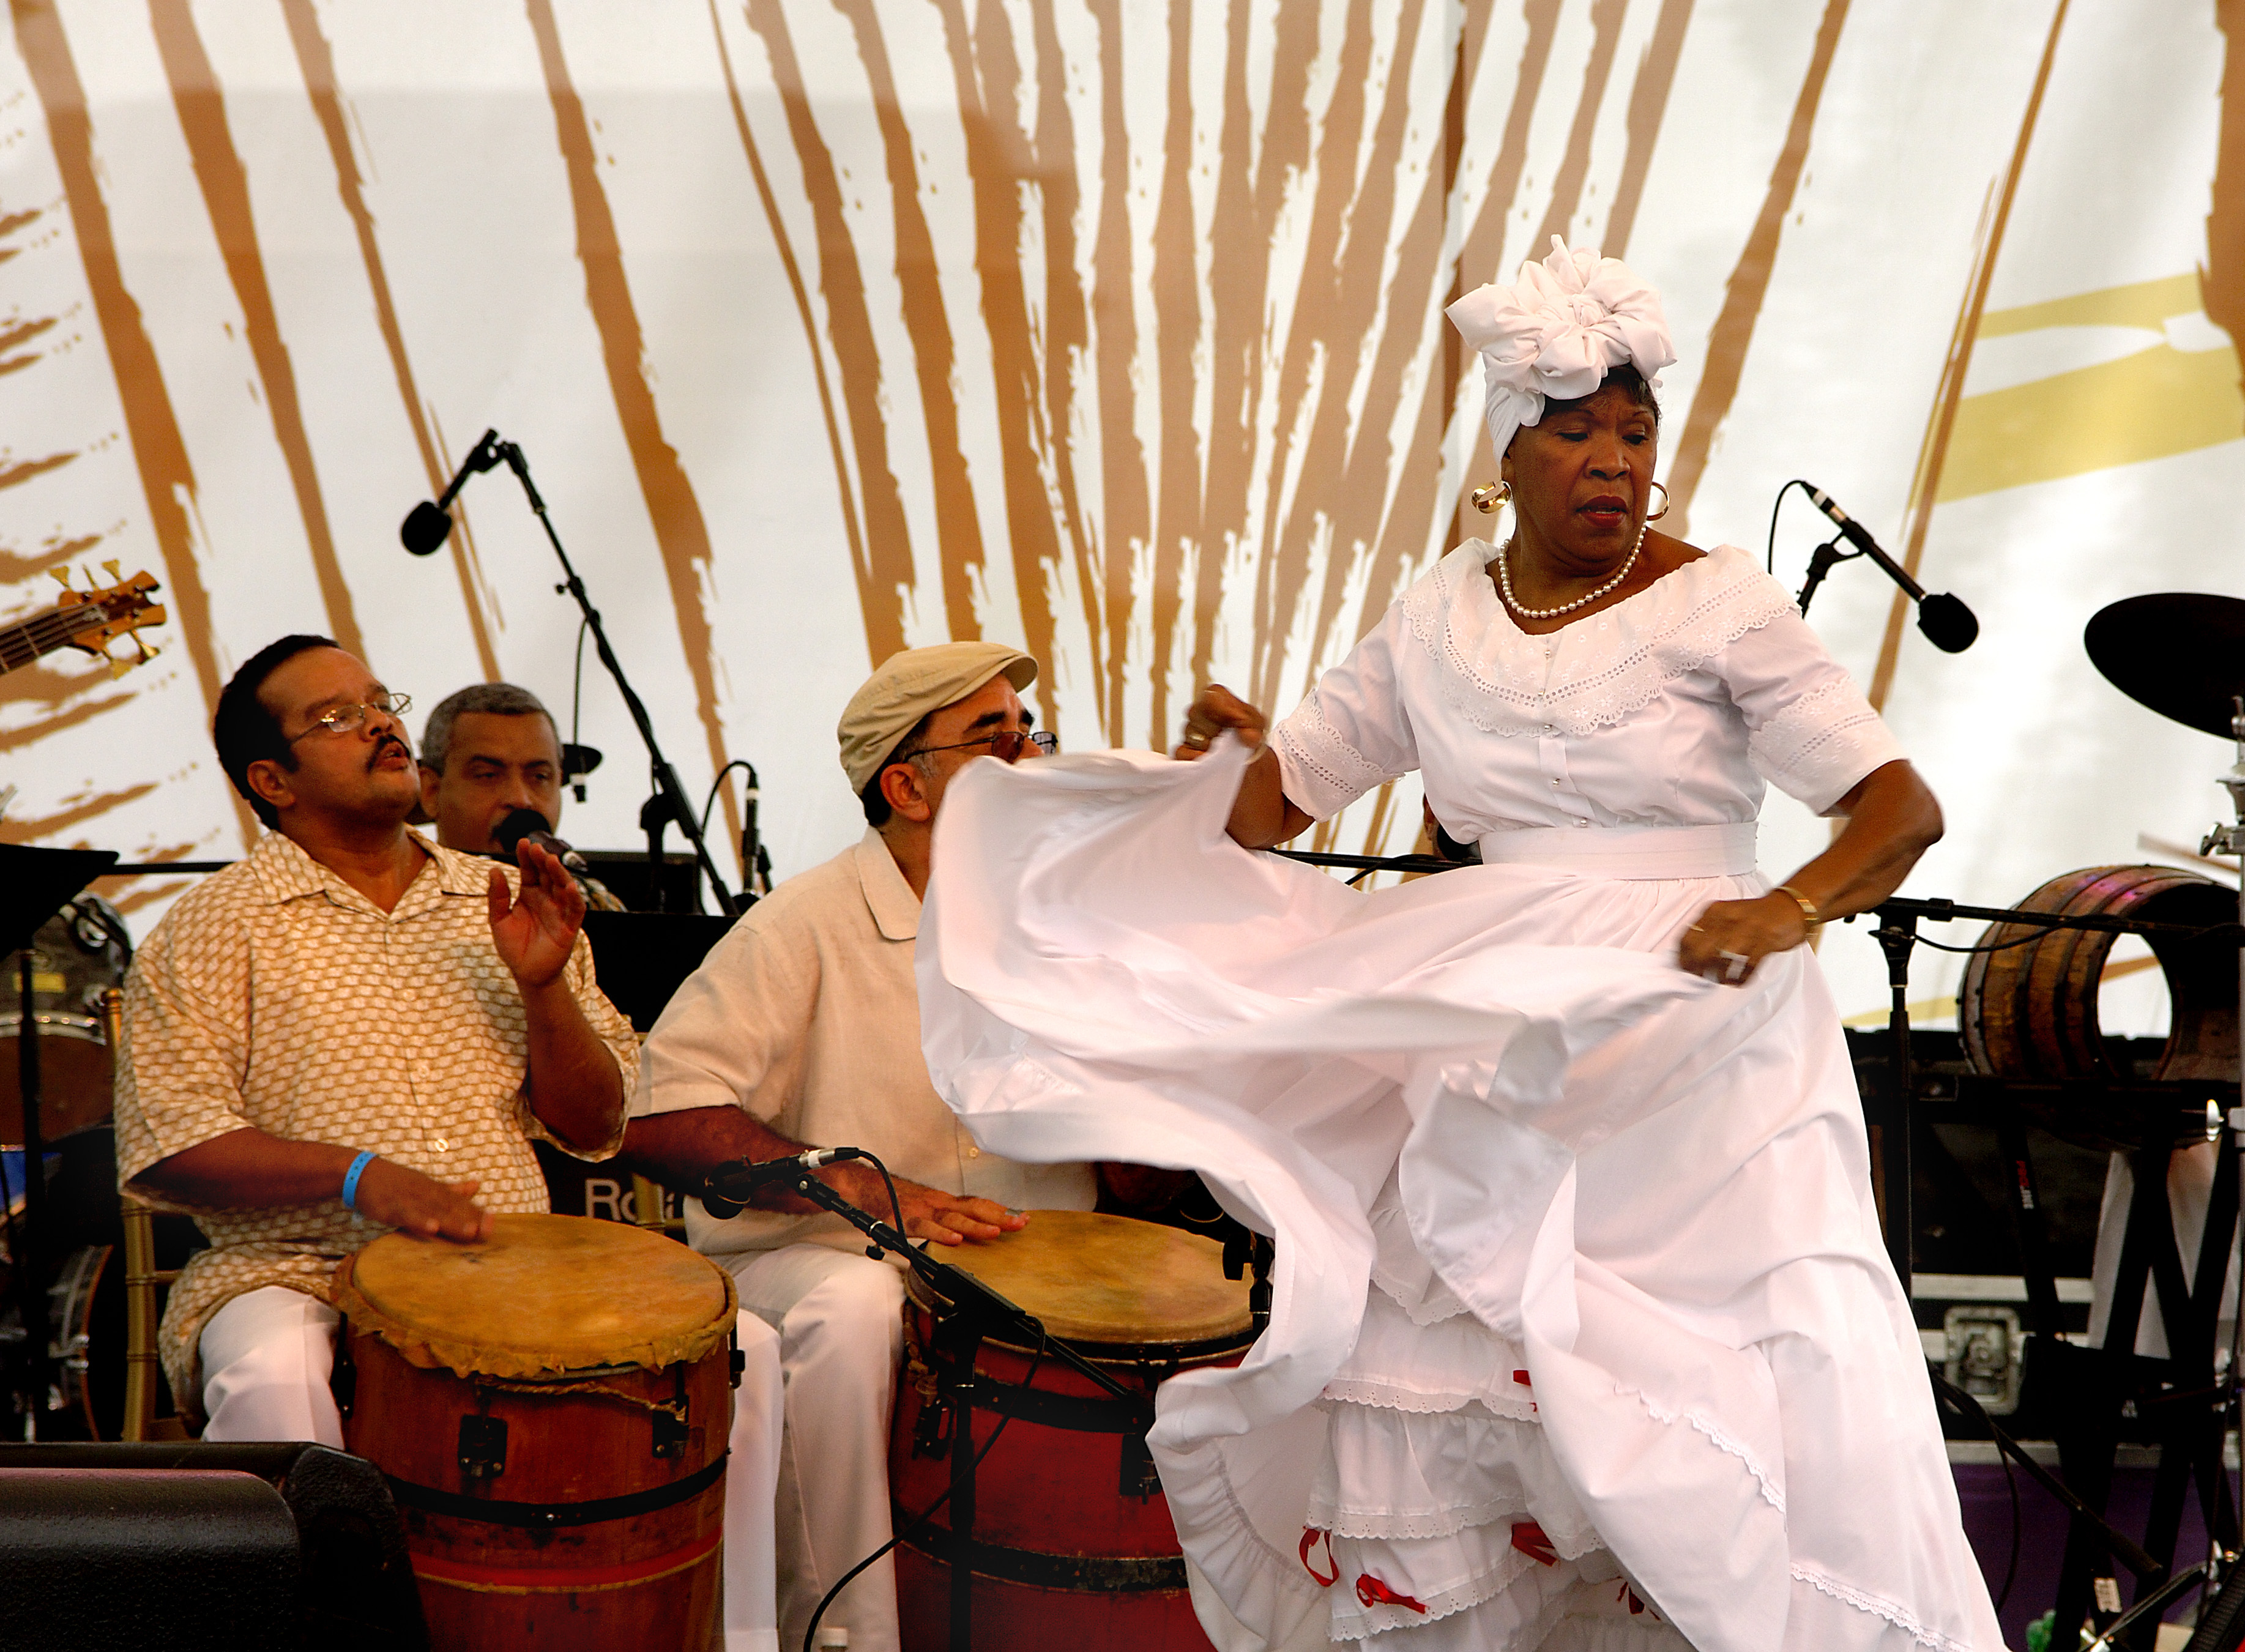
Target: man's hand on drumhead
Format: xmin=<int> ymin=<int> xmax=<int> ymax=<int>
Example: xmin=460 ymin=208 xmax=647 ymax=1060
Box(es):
xmin=488 ymin=840 xmax=586 ymax=989
xmin=835 ymin=1166 xmax=1026 ymax=1245
xmin=356 ymin=1159 xmax=492 ymax=1243
xmin=1174 ymin=684 xmax=1267 ymax=762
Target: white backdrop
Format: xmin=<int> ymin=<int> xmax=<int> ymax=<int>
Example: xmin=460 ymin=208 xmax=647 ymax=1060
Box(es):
xmin=2 ymin=0 xmax=2239 ymax=1026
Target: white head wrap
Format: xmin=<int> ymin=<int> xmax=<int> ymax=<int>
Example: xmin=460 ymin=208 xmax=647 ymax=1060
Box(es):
xmin=1445 ymin=235 xmax=1677 ymax=465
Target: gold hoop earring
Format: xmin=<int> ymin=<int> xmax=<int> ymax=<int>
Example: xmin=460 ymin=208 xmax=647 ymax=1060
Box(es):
xmin=1470 ymin=480 xmax=1511 ymax=515
xmin=1646 ymin=480 xmax=1670 ymax=521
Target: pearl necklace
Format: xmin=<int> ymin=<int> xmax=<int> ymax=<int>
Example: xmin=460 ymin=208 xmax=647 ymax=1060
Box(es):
xmin=1494 ymin=514 xmax=1650 ymax=620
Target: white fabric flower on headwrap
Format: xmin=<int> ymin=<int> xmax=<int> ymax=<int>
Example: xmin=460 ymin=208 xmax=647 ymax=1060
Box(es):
xmin=1445 ymin=235 xmax=1677 ymax=464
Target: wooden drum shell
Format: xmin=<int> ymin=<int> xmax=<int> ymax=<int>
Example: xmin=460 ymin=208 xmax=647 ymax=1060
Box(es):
xmin=888 ymin=1212 xmax=1253 ymax=1652
xmin=1958 ymin=865 xmax=2239 ymax=1147
xmin=335 ymin=1218 xmax=735 ymax=1651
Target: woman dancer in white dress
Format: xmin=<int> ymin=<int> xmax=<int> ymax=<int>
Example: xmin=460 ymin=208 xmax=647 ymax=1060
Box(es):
xmin=915 ymin=240 xmax=2002 ymax=1650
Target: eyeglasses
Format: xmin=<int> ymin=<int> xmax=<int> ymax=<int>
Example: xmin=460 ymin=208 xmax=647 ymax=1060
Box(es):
xmin=287 ymin=692 xmax=412 ymax=742
xmin=894 ymin=728 xmax=1057 ymax=767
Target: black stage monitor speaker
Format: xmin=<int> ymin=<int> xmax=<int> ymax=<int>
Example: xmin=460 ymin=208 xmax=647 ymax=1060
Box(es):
xmin=0 ymin=1442 xmax=426 ymax=1651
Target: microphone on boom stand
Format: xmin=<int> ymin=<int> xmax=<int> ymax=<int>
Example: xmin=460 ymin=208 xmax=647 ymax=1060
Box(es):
xmin=1792 ymin=483 xmax=1979 ymax=652
xmin=401 ymin=430 xmax=505 ymax=556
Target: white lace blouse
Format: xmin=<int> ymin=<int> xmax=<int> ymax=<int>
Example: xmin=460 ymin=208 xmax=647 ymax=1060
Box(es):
xmin=1271 ymin=541 xmax=1905 ymax=840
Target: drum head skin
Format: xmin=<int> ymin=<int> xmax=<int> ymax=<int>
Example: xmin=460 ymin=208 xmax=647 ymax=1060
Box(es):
xmin=909 ymin=1210 xmax=1251 ymax=1349
xmin=335 ymin=1213 xmax=736 ymax=1379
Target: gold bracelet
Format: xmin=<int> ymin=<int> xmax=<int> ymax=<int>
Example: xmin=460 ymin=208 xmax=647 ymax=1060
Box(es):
xmin=1776 ymin=884 xmax=1821 ymax=928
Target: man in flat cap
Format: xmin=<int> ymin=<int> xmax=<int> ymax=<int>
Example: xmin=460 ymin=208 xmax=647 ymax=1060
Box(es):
xmin=625 ymin=642 xmax=1177 ymax=1652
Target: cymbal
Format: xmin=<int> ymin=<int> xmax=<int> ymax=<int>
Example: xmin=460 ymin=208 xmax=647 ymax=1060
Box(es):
xmin=2085 ymin=593 xmax=2245 ymax=739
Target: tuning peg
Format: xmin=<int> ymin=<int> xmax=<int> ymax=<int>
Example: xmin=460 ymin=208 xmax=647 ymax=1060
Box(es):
xmin=102 ymin=560 xmax=121 ymax=581
xmin=106 ymin=653 xmax=130 ymax=679
xmin=48 ymin=567 xmax=71 ymax=588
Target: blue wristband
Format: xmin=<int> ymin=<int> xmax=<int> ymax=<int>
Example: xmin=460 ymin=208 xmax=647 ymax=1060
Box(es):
xmin=341 ymin=1150 xmax=377 ymax=1212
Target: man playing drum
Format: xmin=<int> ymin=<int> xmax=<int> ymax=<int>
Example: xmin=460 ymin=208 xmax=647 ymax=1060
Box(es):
xmin=112 ymin=634 xmax=786 ymax=1650
xmin=625 ymin=642 xmax=1186 ymax=1652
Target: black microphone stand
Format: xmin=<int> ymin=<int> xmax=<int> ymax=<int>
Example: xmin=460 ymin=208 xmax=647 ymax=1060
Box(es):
xmin=486 ymin=439 xmax=739 ymax=918
xmin=702 ymin=1159 xmax=1149 ymax=1652
xmin=1794 ymin=535 xmax=1857 ymax=617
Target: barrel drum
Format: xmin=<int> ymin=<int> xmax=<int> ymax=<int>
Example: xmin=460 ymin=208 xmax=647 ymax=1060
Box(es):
xmin=335 ymin=1213 xmax=737 ymax=1650
xmin=1957 ymin=865 xmax=2238 ymax=1146
xmin=890 ymin=1210 xmax=1253 ymax=1651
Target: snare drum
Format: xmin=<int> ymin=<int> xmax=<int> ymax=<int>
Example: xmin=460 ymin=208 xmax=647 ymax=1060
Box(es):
xmin=333 ymin=1214 xmax=738 ymax=1651
xmin=890 ymin=1210 xmax=1254 ymax=1651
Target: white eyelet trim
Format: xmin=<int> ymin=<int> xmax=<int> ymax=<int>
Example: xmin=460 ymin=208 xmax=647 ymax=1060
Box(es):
xmin=1401 ymin=542 xmax=1797 ymax=739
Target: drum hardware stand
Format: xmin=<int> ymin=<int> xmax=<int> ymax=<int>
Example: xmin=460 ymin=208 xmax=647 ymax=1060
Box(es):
xmin=0 ymin=844 xmax=116 ymax=1440
xmin=702 ymin=1156 xmax=1155 ymax=1652
xmin=1861 ymin=892 xmax=2244 ymax=1648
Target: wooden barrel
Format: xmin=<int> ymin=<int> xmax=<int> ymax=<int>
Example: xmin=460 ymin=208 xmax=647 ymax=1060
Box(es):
xmin=334 ymin=1213 xmax=737 ymax=1651
xmin=1957 ymin=866 xmax=2238 ymax=1139
xmin=890 ymin=1210 xmax=1254 ymax=1651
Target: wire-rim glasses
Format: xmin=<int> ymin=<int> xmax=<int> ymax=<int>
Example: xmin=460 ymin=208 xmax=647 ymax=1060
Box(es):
xmin=894 ymin=727 xmax=1056 ymax=767
xmin=287 ymin=691 xmax=412 ymax=743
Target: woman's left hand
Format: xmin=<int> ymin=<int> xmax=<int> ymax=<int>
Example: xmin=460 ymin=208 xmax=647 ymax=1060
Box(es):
xmin=1677 ymin=891 xmax=1811 ymax=987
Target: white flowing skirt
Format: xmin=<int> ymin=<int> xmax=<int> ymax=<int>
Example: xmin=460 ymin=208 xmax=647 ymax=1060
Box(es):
xmin=915 ymin=743 xmax=2001 ymax=1652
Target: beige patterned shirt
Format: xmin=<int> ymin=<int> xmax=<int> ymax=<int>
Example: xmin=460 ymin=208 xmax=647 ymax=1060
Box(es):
xmin=114 ymin=828 xmax=638 ymax=1404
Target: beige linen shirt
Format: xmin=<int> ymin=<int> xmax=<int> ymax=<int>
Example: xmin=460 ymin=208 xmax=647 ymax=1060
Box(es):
xmin=630 ymin=829 xmax=1096 ymax=1257
xmin=114 ymin=829 xmax=638 ymax=1402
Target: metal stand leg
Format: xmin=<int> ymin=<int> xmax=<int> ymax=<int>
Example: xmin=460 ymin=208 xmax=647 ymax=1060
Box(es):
xmin=935 ymin=1308 xmax=982 ymax=1652
xmin=1871 ymin=908 xmax=1919 ymax=1293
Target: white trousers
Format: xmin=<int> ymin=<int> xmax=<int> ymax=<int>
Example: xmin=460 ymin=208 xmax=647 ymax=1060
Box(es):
xmin=726 ymin=1245 xmax=907 ymax=1652
xmin=201 ymin=1284 xmax=785 ymax=1652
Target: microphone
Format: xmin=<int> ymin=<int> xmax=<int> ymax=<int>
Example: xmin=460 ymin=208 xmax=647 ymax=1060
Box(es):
xmin=1803 ymin=486 xmax=1979 ymax=652
xmin=401 ymin=429 xmax=506 ymax=556
xmin=701 ymin=1147 xmax=865 ymax=1218
xmin=492 ymin=807 xmax=589 ymax=874
xmin=739 ymin=762 xmax=762 ymax=897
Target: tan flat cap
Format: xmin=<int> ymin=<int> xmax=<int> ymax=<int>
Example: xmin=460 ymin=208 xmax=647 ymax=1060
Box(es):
xmin=838 ymin=641 xmax=1038 ymax=793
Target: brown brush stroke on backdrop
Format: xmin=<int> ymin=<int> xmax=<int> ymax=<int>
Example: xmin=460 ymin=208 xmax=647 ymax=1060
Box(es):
xmin=0 ymin=679 xmax=133 ymax=751
xmin=707 ymin=1 xmax=882 ymax=669
xmin=833 ymin=0 xmax=988 ymax=647
xmin=279 ymin=0 xmax=499 ymax=682
xmin=928 ymin=0 xmax=1062 ymax=726
xmin=1867 ymin=0 xmax=2069 ymax=711
xmin=1530 ymin=0 xmax=1627 ymax=253
xmin=1145 ymin=0 xmax=1205 ymax=748
xmin=1087 ymin=0 xmax=1154 ymax=742
xmin=739 ymin=0 xmax=914 ymax=666
xmin=525 ymin=0 xmax=740 ymax=852
xmin=1192 ymin=1 xmax=1322 ymax=699
xmin=10 ymin=0 xmax=253 ymax=847
xmin=1601 ymin=0 xmax=1693 ymax=258
xmin=1448 ymin=0 xmax=1564 ymax=551
xmin=2210 ymin=0 xmax=2245 ymax=419
xmin=1023 ymin=0 xmax=1107 ymax=736
xmin=1258 ymin=0 xmax=1445 ymax=716
xmin=1245 ymin=0 xmax=1382 ymax=710
xmin=1661 ymin=0 xmax=1850 ymax=540
xmin=147 ymin=0 xmax=363 ymax=663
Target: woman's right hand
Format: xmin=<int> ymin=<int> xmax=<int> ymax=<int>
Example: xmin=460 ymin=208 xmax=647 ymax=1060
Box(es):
xmin=1175 ymin=683 xmax=1269 ymax=761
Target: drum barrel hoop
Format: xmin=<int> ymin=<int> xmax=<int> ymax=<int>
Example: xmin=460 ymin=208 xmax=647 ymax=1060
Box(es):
xmin=971 ymin=1376 xmax=1150 ymax=1435
xmin=895 ymin=1516 xmax=1186 ymax=1593
xmin=384 ymin=1448 xmax=726 ymax=1530
xmin=411 ymin=1527 xmax=722 ymax=1594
